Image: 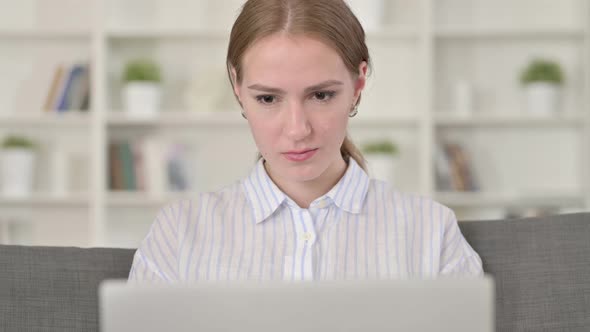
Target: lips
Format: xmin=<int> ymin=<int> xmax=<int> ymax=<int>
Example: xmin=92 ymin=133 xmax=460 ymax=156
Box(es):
xmin=283 ymin=148 xmax=318 ymax=162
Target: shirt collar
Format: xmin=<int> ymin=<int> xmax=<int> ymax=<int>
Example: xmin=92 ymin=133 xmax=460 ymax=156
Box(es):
xmin=242 ymin=158 xmax=371 ymax=223
xmin=323 ymin=157 xmax=370 ymax=214
xmin=242 ymin=159 xmax=287 ymax=224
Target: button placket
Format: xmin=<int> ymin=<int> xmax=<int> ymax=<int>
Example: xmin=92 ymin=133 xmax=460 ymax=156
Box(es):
xmin=300 ymin=210 xmax=316 ymax=245
xmin=300 ymin=209 xmax=316 ymax=281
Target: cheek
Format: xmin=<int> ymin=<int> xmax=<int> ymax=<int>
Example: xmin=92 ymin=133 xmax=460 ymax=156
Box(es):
xmin=315 ymin=113 xmax=349 ymax=143
xmin=247 ymin=117 xmax=280 ymax=148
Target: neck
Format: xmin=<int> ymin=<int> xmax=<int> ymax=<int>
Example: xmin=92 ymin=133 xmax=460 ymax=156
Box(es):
xmin=265 ymin=158 xmax=348 ymax=209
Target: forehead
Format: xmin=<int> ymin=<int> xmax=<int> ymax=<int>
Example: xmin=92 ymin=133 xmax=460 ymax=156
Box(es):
xmin=241 ymin=33 xmax=350 ymax=86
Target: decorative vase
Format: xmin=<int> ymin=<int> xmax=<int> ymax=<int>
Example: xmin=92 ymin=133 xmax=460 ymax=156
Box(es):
xmin=123 ymin=82 xmax=161 ymax=118
xmin=1 ymin=149 xmax=35 ymax=198
xmin=524 ymin=82 xmax=560 ymax=116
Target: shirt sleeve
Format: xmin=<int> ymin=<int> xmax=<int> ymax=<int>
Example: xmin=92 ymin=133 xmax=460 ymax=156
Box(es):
xmin=439 ymin=209 xmax=483 ymax=277
xmin=128 ymin=201 xmax=183 ymax=283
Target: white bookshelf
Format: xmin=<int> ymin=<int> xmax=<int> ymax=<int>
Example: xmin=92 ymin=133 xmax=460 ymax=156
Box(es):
xmin=365 ymin=27 xmax=420 ymax=40
xmin=434 ymin=26 xmax=586 ymax=39
xmin=0 ymin=29 xmax=91 ymax=40
xmin=106 ymin=111 xmax=246 ymax=127
xmin=106 ymin=191 xmax=192 ymax=208
xmin=106 ymin=28 xmax=231 ymax=40
xmin=0 ymin=112 xmax=91 ymax=127
xmin=434 ymin=113 xmax=586 ymax=127
xmin=0 ymin=0 xmax=589 ymax=248
xmin=0 ymin=193 xmax=90 ymax=207
xmin=435 ymin=191 xmax=585 ymax=208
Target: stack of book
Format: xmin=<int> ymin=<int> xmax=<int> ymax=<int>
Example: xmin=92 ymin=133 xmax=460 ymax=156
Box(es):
xmin=43 ymin=62 xmax=91 ymax=113
xmin=108 ymin=138 xmax=192 ymax=194
xmin=435 ymin=142 xmax=479 ymax=192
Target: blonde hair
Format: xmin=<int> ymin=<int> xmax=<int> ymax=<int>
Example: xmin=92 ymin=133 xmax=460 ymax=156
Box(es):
xmin=226 ymin=0 xmax=370 ymax=171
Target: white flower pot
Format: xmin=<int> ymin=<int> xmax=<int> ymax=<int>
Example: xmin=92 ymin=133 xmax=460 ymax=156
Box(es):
xmin=524 ymin=82 xmax=560 ymax=116
xmin=346 ymin=0 xmax=385 ymax=32
xmin=365 ymin=154 xmax=397 ymax=184
xmin=1 ymin=149 xmax=35 ymax=198
xmin=123 ymin=82 xmax=161 ymax=118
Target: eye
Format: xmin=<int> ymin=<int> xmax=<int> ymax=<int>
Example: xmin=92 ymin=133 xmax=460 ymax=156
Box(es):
xmin=312 ymin=91 xmax=336 ymax=102
xmin=255 ymin=95 xmax=278 ymax=105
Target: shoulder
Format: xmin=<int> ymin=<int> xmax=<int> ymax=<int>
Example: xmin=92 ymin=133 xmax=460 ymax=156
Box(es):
xmin=156 ymin=181 xmax=248 ymax=223
xmin=367 ymin=179 xmax=454 ymax=223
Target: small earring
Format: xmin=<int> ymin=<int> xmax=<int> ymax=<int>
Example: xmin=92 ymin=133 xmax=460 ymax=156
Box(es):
xmin=241 ymin=111 xmax=247 ymax=119
xmin=349 ymin=105 xmax=359 ymax=118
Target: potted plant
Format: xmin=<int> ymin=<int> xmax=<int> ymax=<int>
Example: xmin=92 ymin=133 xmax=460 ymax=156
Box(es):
xmin=1 ymin=135 xmax=36 ymax=197
xmin=520 ymin=58 xmax=564 ymax=116
xmin=361 ymin=140 xmax=399 ymax=184
xmin=122 ymin=58 xmax=162 ymax=118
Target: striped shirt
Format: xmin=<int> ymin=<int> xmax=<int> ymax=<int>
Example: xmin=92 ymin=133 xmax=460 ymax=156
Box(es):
xmin=128 ymin=158 xmax=483 ymax=282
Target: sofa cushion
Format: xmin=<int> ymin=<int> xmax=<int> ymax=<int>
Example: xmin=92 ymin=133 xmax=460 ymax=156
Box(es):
xmin=1 ymin=213 xmax=589 ymax=331
xmin=0 ymin=245 xmax=134 ymax=331
xmin=460 ymin=212 xmax=590 ymax=331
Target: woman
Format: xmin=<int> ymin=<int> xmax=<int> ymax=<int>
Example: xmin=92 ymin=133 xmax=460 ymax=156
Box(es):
xmin=128 ymin=0 xmax=482 ymax=282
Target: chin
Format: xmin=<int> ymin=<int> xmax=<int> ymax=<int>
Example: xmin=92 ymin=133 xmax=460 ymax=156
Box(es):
xmin=285 ymin=162 xmax=329 ymax=183
xmin=267 ymin=157 xmax=324 ymax=182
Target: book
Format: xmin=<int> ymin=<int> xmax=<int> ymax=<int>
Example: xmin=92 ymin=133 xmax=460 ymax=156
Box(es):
xmin=166 ymin=143 xmax=190 ymax=191
xmin=66 ymin=63 xmax=90 ymax=111
xmin=43 ymin=62 xmax=91 ymax=113
xmin=43 ymin=64 xmax=66 ymax=112
xmin=435 ymin=143 xmax=453 ymax=191
xmin=441 ymin=142 xmax=479 ymax=192
xmin=107 ymin=138 xmax=193 ymax=194
xmin=108 ymin=143 xmax=124 ymax=190
xmin=141 ymin=137 xmax=167 ymax=195
xmin=454 ymin=144 xmax=479 ymax=191
xmin=119 ymin=142 xmax=137 ymax=191
xmin=56 ymin=64 xmax=85 ymax=112
xmin=443 ymin=143 xmax=463 ymax=191
xmin=132 ymin=141 xmax=146 ymax=191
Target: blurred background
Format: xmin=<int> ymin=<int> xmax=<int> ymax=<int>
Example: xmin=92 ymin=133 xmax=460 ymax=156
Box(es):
xmin=0 ymin=0 xmax=588 ymax=248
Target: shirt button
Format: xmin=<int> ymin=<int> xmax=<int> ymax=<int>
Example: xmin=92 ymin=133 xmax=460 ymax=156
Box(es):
xmin=302 ymin=232 xmax=313 ymax=242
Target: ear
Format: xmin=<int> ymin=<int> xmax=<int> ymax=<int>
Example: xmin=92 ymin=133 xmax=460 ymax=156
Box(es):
xmin=230 ymin=66 xmax=242 ymax=101
xmin=353 ymin=61 xmax=368 ymax=105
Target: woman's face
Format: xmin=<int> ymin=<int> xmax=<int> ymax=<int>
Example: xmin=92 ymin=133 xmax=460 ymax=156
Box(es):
xmin=233 ymin=33 xmax=367 ymax=183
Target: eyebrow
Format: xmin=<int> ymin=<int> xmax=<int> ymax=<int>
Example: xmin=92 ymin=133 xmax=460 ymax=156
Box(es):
xmin=247 ymin=80 xmax=344 ymax=94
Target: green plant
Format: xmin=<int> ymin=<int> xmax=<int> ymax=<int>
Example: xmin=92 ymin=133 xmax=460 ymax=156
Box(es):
xmin=520 ymin=59 xmax=564 ymax=85
xmin=123 ymin=58 xmax=162 ymax=83
xmin=361 ymin=140 xmax=399 ymax=155
xmin=2 ymin=135 xmax=35 ymax=149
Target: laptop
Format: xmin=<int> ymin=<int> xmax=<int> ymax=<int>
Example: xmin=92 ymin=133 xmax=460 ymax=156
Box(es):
xmin=99 ymin=276 xmax=495 ymax=332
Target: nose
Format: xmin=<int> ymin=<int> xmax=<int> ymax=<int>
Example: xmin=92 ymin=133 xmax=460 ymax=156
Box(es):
xmin=284 ymin=101 xmax=312 ymax=141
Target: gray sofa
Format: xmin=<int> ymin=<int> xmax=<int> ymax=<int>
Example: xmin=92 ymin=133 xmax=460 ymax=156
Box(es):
xmin=1 ymin=213 xmax=589 ymax=331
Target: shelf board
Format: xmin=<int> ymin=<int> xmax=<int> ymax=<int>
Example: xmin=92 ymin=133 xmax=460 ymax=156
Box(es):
xmin=0 ymin=112 xmax=91 ymax=127
xmin=107 ymin=111 xmax=245 ymax=127
xmin=107 ymin=191 xmax=193 ymax=207
xmin=106 ymin=111 xmax=419 ymax=128
xmin=106 ymin=28 xmax=230 ymax=39
xmin=435 ymin=191 xmax=584 ymax=208
xmin=0 ymin=28 xmax=91 ymax=40
xmin=366 ymin=26 xmax=419 ymax=40
xmin=352 ymin=113 xmax=419 ymax=127
xmin=434 ymin=113 xmax=585 ymax=127
xmin=0 ymin=193 xmax=90 ymax=207
xmin=107 ymin=26 xmax=419 ymax=41
xmin=435 ymin=26 xmax=585 ymax=39
xmin=110 ymin=191 xmax=585 ymax=209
